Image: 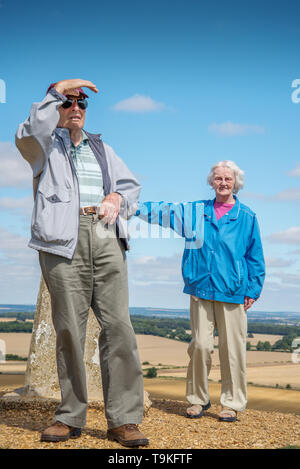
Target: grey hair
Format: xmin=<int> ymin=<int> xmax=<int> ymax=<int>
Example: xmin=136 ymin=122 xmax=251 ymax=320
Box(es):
xmin=207 ymin=160 xmax=244 ymax=193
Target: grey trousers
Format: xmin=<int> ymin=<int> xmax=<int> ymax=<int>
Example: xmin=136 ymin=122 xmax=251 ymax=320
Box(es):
xmin=38 ymin=214 xmax=144 ymax=429
xmin=186 ymin=296 xmax=248 ymax=412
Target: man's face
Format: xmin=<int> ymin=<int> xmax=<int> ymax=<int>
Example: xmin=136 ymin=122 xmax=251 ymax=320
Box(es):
xmin=57 ymin=93 xmax=87 ymax=130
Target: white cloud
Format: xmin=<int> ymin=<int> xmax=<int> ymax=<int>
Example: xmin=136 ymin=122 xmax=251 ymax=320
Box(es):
xmin=112 ymin=94 xmax=165 ymax=113
xmin=274 ymin=188 xmax=300 ymax=201
xmin=266 ymin=272 xmax=300 ymax=287
xmin=288 ymin=164 xmax=300 ymax=178
xmin=208 ymin=121 xmax=265 ymax=136
xmin=265 ymin=257 xmax=295 ymax=268
xmin=0 ymin=195 xmax=33 ymax=216
xmin=267 ymin=227 xmax=300 ymax=245
xmin=240 ymin=191 xmax=268 ymax=201
xmin=0 ymin=227 xmax=41 ymax=303
xmin=128 ymin=253 xmax=182 ymax=286
xmin=0 ymin=142 xmax=32 ymax=188
xmin=127 ymin=252 xmax=188 ymax=309
xmin=241 ymin=189 xmax=300 ymax=203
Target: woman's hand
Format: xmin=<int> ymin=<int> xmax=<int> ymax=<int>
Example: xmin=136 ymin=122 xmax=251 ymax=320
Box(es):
xmin=244 ymin=296 xmax=255 ymax=311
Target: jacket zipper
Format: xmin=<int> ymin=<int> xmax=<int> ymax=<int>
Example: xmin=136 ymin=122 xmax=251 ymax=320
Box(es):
xmin=57 ymin=134 xmax=81 ymax=247
xmin=237 ymin=261 xmax=241 ymax=285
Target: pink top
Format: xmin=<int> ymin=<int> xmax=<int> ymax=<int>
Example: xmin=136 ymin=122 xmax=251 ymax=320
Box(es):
xmin=214 ymin=201 xmax=235 ymax=220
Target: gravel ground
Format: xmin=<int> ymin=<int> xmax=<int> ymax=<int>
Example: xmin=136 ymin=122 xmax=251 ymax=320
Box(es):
xmin=0 ymin=388 xmax=299 ymax=450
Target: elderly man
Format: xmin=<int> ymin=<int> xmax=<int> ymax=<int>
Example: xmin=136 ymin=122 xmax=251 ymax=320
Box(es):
xmin=15 ymin=79 xmax=148 ymax=447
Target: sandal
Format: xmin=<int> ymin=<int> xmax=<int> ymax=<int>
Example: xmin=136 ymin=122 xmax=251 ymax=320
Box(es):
xmin=186 ymin=401 xmax=211 ymax=419
xmin=218 ymin=407 xmax=237 ymax=422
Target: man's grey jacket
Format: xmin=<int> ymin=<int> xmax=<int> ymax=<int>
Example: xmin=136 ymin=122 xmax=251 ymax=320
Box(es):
xmin=15 ymin=88 xmax=141 ymax=259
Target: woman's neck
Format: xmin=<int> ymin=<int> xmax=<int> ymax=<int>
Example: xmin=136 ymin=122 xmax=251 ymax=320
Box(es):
xmin=215 ymin=194 xmax=235 ymax=204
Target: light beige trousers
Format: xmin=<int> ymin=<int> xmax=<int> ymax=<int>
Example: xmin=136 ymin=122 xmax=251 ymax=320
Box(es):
xmin=186 ymin=296 xmax=247 ymax=412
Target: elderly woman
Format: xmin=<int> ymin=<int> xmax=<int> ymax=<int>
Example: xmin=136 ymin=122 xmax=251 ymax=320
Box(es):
xmin=135 ymin=160 xmax=265 ymax=422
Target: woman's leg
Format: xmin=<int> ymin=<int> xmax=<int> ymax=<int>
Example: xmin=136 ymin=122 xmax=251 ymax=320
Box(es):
xmin=214 ymin=301 xmax=247 ymax=413
xmin=186 ymin=297 xmax=216 ymax=407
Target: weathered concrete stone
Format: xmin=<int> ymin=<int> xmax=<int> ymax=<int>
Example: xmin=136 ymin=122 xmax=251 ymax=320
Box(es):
xmin=22 ymin=276 xmax=103 ymax=400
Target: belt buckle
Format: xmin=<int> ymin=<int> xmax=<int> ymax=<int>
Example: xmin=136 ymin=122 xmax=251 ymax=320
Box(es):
xmin=81 ymin=206 xmax=91 ymax=216
xmin=84 ymin=206 xmax=98 ymax=216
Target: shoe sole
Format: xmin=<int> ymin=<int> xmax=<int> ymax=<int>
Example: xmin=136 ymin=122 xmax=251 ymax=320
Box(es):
xmin=218 ymin=417 xmax=237 ymax=422
xmin=41 ymin=428 xmax=82 ymax=442
xmin=107 ymin=432 xmax=149 ymax=447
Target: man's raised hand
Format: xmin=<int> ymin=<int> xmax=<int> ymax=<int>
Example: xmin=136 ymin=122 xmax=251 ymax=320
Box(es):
xmin=54 ymin=79 xmax=99 ymax=95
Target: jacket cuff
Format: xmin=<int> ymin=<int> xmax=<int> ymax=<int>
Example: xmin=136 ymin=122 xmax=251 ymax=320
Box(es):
xmin=245 ymin=290 xmax=259 ymax=300
xmin=48 ymin=87 xmax=68 ymax=103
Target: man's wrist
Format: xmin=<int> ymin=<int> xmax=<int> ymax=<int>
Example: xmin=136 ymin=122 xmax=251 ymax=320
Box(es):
xmin=114 ymin=192 xmax=125 ymax=207
xmin=54 ymin=81 xmax=67 ymax=94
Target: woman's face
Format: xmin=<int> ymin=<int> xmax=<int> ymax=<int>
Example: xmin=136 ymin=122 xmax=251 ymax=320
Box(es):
xmin=212 ymin=166 xmax=235 ymax=199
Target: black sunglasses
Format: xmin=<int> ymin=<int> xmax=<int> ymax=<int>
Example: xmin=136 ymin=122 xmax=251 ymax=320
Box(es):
xmin=61 ymin=98 xmax=88 ymax=110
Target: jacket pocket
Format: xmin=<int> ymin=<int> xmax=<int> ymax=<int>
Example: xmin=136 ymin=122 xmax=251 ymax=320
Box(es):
xmin=32 ymin=184 xmax=73 ymax=245
xmin=236 ymin=260 xmax=245 ymax=286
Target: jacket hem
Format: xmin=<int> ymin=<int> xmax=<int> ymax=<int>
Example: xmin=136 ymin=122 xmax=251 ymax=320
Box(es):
xmin=183 ymin=286 xmax=244 ymax=304
xmin=28 ymin=239 xmax=74 ymax=259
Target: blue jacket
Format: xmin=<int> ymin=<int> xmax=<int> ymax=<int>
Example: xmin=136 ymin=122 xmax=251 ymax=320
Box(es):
xmin=135 ymin=196 xmax=265 ymax=304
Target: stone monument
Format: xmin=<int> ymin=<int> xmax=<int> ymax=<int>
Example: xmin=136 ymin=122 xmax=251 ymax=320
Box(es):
xmin=22 ymin=276 xmax=103 ymax=400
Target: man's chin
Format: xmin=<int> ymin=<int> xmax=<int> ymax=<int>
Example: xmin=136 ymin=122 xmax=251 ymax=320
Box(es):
xmin=65 ymin=122 xmax=84 ymax=130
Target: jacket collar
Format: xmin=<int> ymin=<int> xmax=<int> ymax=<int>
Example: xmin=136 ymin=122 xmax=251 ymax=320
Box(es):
xmin=54 ymin=128 xmax=101 ymax=140
xmin=204 ymin=195 xmax=240 ymax=223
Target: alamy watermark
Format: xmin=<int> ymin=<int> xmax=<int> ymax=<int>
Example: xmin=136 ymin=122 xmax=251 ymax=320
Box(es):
xmin=94 ymin=201 xmax=205 ymax=249
xmin=291 ymin=338 xmax=300 ymax=363
xmin=0 ymin=339 xmax=6 ymax=363
xmin=291 ymin=79 xmax=300 ymax=103
xmin=0 ymin=79 xmax=6 ymax=103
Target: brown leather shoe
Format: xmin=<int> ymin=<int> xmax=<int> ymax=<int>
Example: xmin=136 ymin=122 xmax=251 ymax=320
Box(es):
xmin=41 ymin=421 xmax=82 ymax=442
xmin=107 ymin=424 xmax=149 ymax=447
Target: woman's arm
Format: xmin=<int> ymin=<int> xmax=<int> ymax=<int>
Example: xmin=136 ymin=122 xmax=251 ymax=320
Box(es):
xmin=135 ymin=201 xmax=204 ymax=247
xmin=244 ymin=215 xmax=266 ymax=303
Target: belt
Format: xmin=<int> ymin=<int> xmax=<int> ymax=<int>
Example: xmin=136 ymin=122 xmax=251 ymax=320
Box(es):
xmin=80 ymin=206 xmax=98 ymax=215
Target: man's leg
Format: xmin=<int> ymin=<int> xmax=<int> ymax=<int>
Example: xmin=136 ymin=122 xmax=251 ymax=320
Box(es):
xmin=186 ymin=297 xmax=216 ymax=409
xmin=90 ymin=220 xmax=144 ymax=430
xmin=38 ymin=216 xmax=94 ymax=429
xmin=214 ymin=301 xmax=248 ymax=413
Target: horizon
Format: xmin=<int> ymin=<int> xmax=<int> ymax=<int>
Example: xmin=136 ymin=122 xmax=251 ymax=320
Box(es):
xmin=0 ymin=303 xmax=300 ymax=316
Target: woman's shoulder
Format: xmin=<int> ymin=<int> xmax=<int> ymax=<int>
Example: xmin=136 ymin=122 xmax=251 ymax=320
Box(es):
xmin=238 ymin=200 xmax=256 ymax=218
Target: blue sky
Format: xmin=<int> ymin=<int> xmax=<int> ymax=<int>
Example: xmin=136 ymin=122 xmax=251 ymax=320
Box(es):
xmin=0 ymin=0 xmax=299 ymax=311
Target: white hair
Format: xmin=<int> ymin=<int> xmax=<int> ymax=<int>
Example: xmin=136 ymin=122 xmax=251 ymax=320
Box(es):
xmin=207 ymin=160 xmax=244 ymax=193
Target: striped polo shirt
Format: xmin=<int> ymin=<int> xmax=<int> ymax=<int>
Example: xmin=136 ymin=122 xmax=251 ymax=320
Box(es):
xmin=71 ymin=130 xmax=104 ymax=208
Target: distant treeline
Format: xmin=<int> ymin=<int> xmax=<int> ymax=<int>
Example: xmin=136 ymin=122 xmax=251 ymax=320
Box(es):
xmin=131 ymin=316 xmax=191 ymax=342
xmin=0 ymin=312 xmax=35 ymax=321
xmin=0 ymin=320 xmax=33 ymax=333
xmin=1 ymin=316 xmax=300 ymax=351
xmin=247 ymin=322 xmax=300 ymax=337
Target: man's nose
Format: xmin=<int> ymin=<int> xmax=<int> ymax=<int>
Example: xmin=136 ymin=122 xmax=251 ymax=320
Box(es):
xmin=71 ymin=100 xmax=80 ymax=110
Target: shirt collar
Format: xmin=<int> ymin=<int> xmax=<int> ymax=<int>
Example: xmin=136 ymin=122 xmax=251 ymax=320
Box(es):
xmin=204 ymin=195 xmax=240 ymax=220
xmin=81 ymin=130 xmax=89 ymax=142
xmin=71 ymin=129 xmax=89 ymax=148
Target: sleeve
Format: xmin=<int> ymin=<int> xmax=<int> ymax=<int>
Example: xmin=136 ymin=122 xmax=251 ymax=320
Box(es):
xmin=245 ymin=215 xmax=266 ymax=300
xmin=135 ymin=201 xmax=204 ymax=246
xmin=15 ymin=88 xmax=67 ymax=178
